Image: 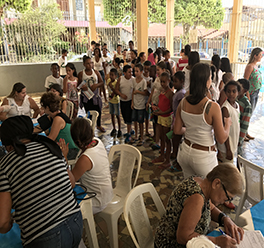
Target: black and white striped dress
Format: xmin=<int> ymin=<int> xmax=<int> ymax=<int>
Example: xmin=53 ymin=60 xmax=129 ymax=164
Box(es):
xmin=0 ymin=142 xmax=79 ymax=246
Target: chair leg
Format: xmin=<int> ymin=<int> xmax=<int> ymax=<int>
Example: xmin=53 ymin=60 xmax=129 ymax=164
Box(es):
xmin=105 ymin=215 xmax=119 ymax=248
xmin=83 ymin=218 xmax=99 ymax=248
xmin=235 ymin=193 xmax=247 ymax=224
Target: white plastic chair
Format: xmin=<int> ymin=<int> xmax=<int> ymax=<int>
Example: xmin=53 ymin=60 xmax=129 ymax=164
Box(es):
xmin=123 ymin=183 xmax=166 ymax=248
xmin=66 ymin=100 xmax=74 ymax=120
xmin=79 ymin=196 xmax=99 ymax=248
xmin=86 ymin=110 xmax=99 ymax=133
xmin=235 ymin=155 xmax=264 ymax=223
xmin=96 ymin=144 xmax=142 ymax=248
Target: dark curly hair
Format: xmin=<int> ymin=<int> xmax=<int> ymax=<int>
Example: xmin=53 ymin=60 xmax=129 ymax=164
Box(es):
xmin=40 ymin=92 xmax=60 ymax=113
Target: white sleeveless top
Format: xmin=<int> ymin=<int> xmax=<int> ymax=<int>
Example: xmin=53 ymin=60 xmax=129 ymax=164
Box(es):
xmin=82 ymin=69 xmax=98 ymax=86
xmin=91 ymin=57 xmax=105 ymax=71
xmin=181 ymin=99 xmax=215 ymax=146
xmin=79 ymin=138 xmax=113 ymax=208
xmin=217 ymin=100 xmax=240 ymax=154
xmin=7 ymin=95 xmax=31 ymax=118
xmin=119 ymin=75 xmax=134 ymax=101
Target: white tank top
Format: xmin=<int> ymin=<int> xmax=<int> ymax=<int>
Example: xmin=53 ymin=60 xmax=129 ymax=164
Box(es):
xmin=7 ymin=95 xmax=31 ymax=118
xmin=119 ymin=75 xmax=134 ymax=102
xmin=79 ymin=138 xmax=113 ymax=208
xmin=181 ymin=99 xmax=215 ymax=146
xmin=92 ymin=57 xmax=104 ymax=71
xmin=217 ymin=100 xmax=240 ymax=154
xmin=82 ymin=69 xmax=98 ymax=87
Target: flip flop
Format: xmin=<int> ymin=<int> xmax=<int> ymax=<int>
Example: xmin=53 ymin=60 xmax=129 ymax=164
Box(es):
xmin=151 ymin=157 xmax=164 ymax=164
xmin=168 ymin=165 xmax=181 ymax=172
xmin=97 ymin=126 xmax=106 ymax=133
xmin=137 ymin=140 xmax=143 ymax=146
xmin=158 ymin=163 xmax=171 ymax=170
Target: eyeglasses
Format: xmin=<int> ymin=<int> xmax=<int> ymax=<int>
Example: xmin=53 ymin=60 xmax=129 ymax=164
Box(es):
xmin=221 ymin=182 xmax=233 ymax=202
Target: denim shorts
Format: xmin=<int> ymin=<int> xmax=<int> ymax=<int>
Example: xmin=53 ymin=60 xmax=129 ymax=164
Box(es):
xmin=25 ymin=211 xmax=83 ymax=248
xmin=132 ymin=109 xmax=145 ymax=123
xmin=109 ymin=102 xmax=120 ymax=115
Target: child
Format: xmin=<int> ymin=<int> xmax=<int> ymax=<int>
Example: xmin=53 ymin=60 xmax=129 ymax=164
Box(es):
xmin=143 ymin=60 xmax=152 ymax=136
xmin=114 ymin=44 xmax=123 ymax=60
xmin=131 ymin=64 xmax=148 ymax=146
xmin=146 ymin=61 xmax=166 ymax=150
xmin=58 ymin=49 xmax=68 ymax=78
xmin=237 ymin=78 xmax=252 ymax=150
xmin=152 ymin=72 xmax=174 ymax=169
xmin=123 ymin=49 xmax=128 ymax=66
xmin=113 ymin=58 xmax=124 ymax=78
xmin=63 ymin=63 xmax=79 ymax=119
xmin=217 ymin=80 xmax=241 ymax=164
xmin=218 ymin=72 xmax=234 ymax=106
xmin=103 ymin=47 xmax=112 ymax=81
xmin=107 ymin=68 xmax=122 ymax=137
xmin=170 ymin=71 xmax=186 ymax=170
xmin=116 ymin=65 xmax=134 ymax=143
xmin=44 ymin=63 xmax=63 ymax=91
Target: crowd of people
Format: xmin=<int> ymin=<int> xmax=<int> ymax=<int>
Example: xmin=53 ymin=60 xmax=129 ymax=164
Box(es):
xmin=0 ymin=39 xmax=262 ymax=248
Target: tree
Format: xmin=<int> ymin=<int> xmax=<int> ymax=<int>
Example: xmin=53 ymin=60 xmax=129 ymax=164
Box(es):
xmin=103 ymin=0 xmax=224 ymax=44
xmin=5 ymin=2 xmax=66 ymax=61
xmin=0 ymin=0 xmax=32 ymax=16
xmin=174 ymin=0 xmax=225 ymax=43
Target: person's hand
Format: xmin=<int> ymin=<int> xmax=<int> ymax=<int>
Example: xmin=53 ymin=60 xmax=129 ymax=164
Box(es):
xmin=134 ymin=90 xmax=140 ymax=94
xmin=90 ymin=84 xmax=97 ymax=92
xmin=131 ymin=102 xmax=134 ymax=109
xmin=146 ymin=104 xmax=149 ymax=111
xmin=224 ymin=216 xmax=244 ymax=244
xmin=226 ymin=149 xmax=233 ymax=160
xmin=121 ymin=94 xmax=127 ymax=100
xmin=58 ymin=138 xmax=69 ymax=159
xmin=81 ymin=85 xmax=88 ymax=91
xmin=215 ymin=235 xmax=237 ymax=248
xmin=224 ymin=116 xmax=232 ymax=127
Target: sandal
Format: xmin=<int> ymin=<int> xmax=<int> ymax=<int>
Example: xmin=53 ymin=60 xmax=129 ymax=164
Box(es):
xmin=97 ymin=126 xmax=106 ymax=133
xmin=152 ymin=157 xmax=164 ymax=164
xmin=168 ymin=165 xmax=181 ymax=172
xmin=158 ymin=163 xmax=171 ymax=170
xmin=145 ymin=133 xmax=151 ymax=137
xmin=137 ymin=140 xmax=143 ymax=146
xmin=151 ymin=144 xmax=160 ymax=151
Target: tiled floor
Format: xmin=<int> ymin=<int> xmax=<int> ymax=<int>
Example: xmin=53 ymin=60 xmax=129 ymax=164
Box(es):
xmin=27 ymin=93 xmax=264 ymax=247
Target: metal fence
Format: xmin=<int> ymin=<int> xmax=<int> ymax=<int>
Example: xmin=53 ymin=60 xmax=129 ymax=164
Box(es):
xmin=0 ymin=1 xmax=264 ymax=64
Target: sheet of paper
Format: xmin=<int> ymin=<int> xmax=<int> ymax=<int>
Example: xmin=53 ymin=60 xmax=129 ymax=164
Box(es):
xmin=237 ymin=230 xmax=264 ymax=248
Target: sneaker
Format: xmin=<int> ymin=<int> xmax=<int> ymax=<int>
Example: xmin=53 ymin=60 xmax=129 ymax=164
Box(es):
xmin=110 ymin=129 xmax=117 ymax=137
xmin=125 ymin=134 xmax=131 ymax=144
xmin=117 ymin=130 xmax=122 ymax=138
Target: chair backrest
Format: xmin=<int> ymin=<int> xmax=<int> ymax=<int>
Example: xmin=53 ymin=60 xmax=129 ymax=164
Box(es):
xmin=86 ymin=110 xmax=99 ymax=132
xmin=108 ymin=144 xmax=142 ymax=197
xmin=123 ymin=183 xmax=166 ymax=248
xmin=66 ymin=100 xmax=74 ymax=120
xmin=238 ymin=155 xmax=264 ymax=205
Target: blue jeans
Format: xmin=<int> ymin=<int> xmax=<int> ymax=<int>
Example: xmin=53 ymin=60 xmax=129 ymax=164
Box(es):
xmin=25 ymin=211 xmax=83 ymax=248
xmin=250 ymin=89 xmax=260 ymax=113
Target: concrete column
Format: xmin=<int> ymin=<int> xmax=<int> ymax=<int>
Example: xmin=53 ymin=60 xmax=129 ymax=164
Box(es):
xmin=87 ymin=0 xmax=97 ymax=42
xmin=136 ymin=0 xmax=148 ymax=54
xmin=166 ymin=0 xmax=174 ymax=53
xmin=228 ymin=0 xmax=243 ymax=63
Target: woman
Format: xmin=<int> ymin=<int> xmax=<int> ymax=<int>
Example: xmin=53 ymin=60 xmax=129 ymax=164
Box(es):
xmin=78 ymin=55 xmax=106 ymax=132
xmin=0 ymin=82 xmax=40 ymax=121
xmin=60 ymin=118 xmax=113 ymax=214
xmin=174 ymin=63 xmax=232 ymax=178
xmin=210 ymin=54 xmax=223 ymax=101
xmin=182 ymin=51 xmax=200 ymax=92
xmin=155 ymin=164 xmax=244 ymax=248
xmin=0 ymin=115 xmax=82 ymax=248
xmin=244 ymin=47 xmax=263 ymax=140
xmin=40 ymin=92 xmax=79 ymax=160
xmin=49 ymin=84 xmax=67 ymax=114
xmin=92 ymin=47 xmax=107 ymax=102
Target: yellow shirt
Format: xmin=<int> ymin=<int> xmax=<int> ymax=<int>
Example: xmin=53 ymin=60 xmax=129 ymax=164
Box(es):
xmin=107 ymin=78 xmax=119 ymax=104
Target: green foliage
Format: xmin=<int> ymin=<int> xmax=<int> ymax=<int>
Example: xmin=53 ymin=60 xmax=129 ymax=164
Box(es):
xmin=174 ymin=0 xmax=225 ymax=38
xmin=0 ymin=0 xmax=31 ymax=13
xmin=5 ymin=2 xmax=66 ymax=58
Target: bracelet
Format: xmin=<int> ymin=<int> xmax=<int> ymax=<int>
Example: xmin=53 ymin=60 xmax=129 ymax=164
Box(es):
xmin=218 ymin=212 xmax=227 ymax=226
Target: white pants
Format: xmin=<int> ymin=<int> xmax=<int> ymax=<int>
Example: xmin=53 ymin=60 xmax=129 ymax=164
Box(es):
xmin=177 ymin=141 xmax=218 ymax=179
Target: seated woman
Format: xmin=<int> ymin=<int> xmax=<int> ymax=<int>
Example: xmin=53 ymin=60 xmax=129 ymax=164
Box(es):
xmin=0 ymin=115 xmax=82 ymax=248
xmin=60 ymin=118 xmax=113 ymax=214
xmin=48 ymin=84 xmax=67 ymax=114
xmin=39 ymin=92 xmax=79 ymax=160
xmin=0 ymin=82 xmax=40 ymax=121
xmin=155 ymin=164 xmax=244 ymax=248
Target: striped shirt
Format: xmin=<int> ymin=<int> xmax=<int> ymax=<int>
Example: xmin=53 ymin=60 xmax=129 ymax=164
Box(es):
xmin=176 ymin=58 xmax=188 ymax=71
xmin=236 ymin=96 xmax=252 ymax=146
xmin=0 ymin=142 xmax=79 ymax=245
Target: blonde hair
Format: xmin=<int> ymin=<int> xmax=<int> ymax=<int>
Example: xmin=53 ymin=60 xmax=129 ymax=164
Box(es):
xmin=248 ymin=47 xmax=262 ymax=64
xmin=206 ymin=164 xmax=243 ymax=195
